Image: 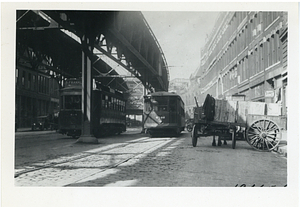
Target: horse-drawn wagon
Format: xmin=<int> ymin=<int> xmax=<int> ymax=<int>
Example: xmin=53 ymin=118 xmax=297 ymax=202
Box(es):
xmin=191 ymin=94 xmax=286 ymax=151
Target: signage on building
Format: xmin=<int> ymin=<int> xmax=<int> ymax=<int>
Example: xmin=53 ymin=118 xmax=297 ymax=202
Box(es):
xmin=265 ymin=90 xmax=275 ymax=98
xmin=65 ymin=79 xmax=81 ymax=86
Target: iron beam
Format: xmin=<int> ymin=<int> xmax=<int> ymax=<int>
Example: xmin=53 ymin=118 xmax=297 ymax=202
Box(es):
xmin=108 ymin=28 xmax=166 ymax=91
xmin=77 ymin=37 xmax=98 ymax=143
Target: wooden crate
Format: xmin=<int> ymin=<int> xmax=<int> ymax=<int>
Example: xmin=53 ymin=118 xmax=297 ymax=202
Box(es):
xmin=206 ymin=94 xmax=283 ymax=126
xmin=266 ymin=103 xmax=282 ymax=116
xmin=227 ymin=100 xmax=237 ymax=123
xmin=214 ymin=99 xmax=237 ymax=123
xmin=247 ymin=102 xmax=265 ymax=115
xmin=236 ymin=101 xmax=248 ymax=124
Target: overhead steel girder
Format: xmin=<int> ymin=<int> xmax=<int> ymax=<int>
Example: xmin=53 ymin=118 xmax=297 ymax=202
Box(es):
xmin=20 ymin=10 xmax=169 ymax=92
xmin=107 ymin=28 xmax=166 ymax=90
xmin=50 ymin=10 xmax=169 ymax=92
xmin=107 ymin=11 xmax=169 ymax=92
xmin=16 ymin=10 xmax=128 ymax=91
xmin=93 ymin=44 xmax=141 ymax=79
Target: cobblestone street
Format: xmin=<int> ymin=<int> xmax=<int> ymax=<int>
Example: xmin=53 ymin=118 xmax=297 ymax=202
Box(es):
xmin=15 ymin=129 xmax=287 ymax=187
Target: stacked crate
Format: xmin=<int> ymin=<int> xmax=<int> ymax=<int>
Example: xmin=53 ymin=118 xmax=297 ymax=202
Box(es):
xmin=206 ymin=96 xmax=282 ymax=124
xmin=202 ymin=94 xmax=283 ymax=127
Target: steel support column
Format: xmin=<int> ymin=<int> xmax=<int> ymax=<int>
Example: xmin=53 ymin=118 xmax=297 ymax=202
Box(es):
xmin=77 ymin=37 xmax=98 ymax=143
xmin=141 ymin=69 xmax=149 ymax=133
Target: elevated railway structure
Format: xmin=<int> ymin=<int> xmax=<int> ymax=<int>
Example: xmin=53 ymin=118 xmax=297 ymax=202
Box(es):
xmin=17 ymin=10 xmax=169 ymax=92
xmin=16 ymin=10 xmax=169 ymax=139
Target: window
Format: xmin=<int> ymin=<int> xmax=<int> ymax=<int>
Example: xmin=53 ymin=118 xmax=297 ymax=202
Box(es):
xmin=151 ymin=96 xmax=168 ymax=112
xmin=272 ymin=34 xmax=277 ymax=64
xmin=64 ymin=95 xmax=81 ymax=109
xmin=108 ymin=96 xmax=112 ymax=109
xmin=22 ymin=71 xmax=25 ymax=87
xmin=112 ymin=97 xmax=116 ymax=110
xmin=269 ymin=36 xmax=274 ymax=66
xmin=28 ymin=73 xmax=31 ymax=89
xmin=102 ymin=94 xmax=106 ymax=108
xmin=46 ymin=78 xmax=49 ymax=94
xmin=122 ymin=101 xmax=125 ymax=112
xmin=255 ymin=47 xmax=259 ymax=74
xmin=169 ymin=97 xmax=177 ymax=112
xmin=43 ymin=77 xmax=46 ymax=94
xmin=259 ymin=44 xmax=264 ymax=72
xmin=33 ymin=75 xmax=36 ymax=91
xmin=117 ymin=99 xmax=120 ymax=111
xmin=120 ymin=100 xmax=123 ymax=112
xmin=40 ymin=76 xmax=43 ymax=93
xmin=276 ymin=33 xmax=281 ymax=63
xmin=38 ymin=76 xmax=41 ymax=92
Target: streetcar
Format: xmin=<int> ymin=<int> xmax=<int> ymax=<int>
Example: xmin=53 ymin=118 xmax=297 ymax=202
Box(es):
xmin=58 ymin=79 xmax=126 ymax=138
xmin=143 ymin=91 xmax=185 ymax=136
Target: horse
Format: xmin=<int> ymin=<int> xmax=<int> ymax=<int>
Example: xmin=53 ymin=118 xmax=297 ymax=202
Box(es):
xmin=212 ymin=136 xmax=227 ymax=146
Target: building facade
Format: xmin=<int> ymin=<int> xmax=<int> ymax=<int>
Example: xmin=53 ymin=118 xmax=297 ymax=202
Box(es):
xmin=168 ymin=78 xmax=189 ymax=93
xmin=16 ymin=65 xmax=60 ymax=128
xmin=189 ymin=11 xmax=287 ymax=117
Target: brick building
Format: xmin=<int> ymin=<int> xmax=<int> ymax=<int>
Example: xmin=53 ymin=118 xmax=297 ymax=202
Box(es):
xmin=187 ymin=12 xmax=288 ymax=117
xmin=16 ymin=63 xmax=60 ymax=128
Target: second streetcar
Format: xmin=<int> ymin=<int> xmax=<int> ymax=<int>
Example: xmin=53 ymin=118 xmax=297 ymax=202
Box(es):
xmin=143 ymin=91 xmax=185 ymax=137
xmin=58 ymin=79 xmax=126 ymax=138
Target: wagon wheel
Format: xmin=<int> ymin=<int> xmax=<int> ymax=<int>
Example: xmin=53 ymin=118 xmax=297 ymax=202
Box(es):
xmin=246 ymin=119 xmax=281 ymax=151
xmin=187 ymin=124 xmax=193 ymax=132
xmin=192 ymin=125 xmax=198 ymax=147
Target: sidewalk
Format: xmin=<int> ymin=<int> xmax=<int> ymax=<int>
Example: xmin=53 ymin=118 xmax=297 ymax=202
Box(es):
xmin=274 ymin=130 xmax=287 ymax=157
xmin=15 ymin=127 xmax=143 ymax=137
xmin=15 ymin=128 xmax=32 ymax=132
xmin=15 ymin=127 xmax=58 ymax=138
xmin=125 ymin=127 xmax=143 ymax=133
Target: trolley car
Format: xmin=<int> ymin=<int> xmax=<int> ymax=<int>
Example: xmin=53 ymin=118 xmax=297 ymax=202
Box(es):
xmin=143 ymin=91 xmax=185 ymax=136
xmin=58 ymin=79 xmax=126 ymax=138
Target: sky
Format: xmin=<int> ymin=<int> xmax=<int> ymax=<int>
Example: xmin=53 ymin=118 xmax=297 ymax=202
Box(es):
xmin=142 ymin=11 xmax=220 ymax=81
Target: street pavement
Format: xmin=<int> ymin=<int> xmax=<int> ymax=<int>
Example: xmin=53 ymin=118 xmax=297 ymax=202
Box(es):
xmin=15 ymin=127 xmax=287 ymax=187
xmin=15 ymin=127 xmax=288 ymax=157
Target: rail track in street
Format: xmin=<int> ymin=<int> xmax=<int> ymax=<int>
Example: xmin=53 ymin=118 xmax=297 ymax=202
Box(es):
xmin=14 ymin=129 xmax=287 ymax=187
xmin=14 ymin=135 xmax=179 ymax=186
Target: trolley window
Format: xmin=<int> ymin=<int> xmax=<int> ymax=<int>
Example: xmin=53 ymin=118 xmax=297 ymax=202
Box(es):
xmin=64 ymin=95 xmax=81 ymax=109
xmin=151 ymin=96 xmax=168 ymax=112
xmin=169 ymin=97 xmax=177 ymax=112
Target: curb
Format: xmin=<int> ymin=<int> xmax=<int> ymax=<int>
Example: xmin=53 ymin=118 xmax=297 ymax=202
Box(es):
xmin=15 ymin=128 xmax=32 ymax=132
xmin=275 ymin=145 xmax=287 ymax=157
xmin=274 ymin=130 xmax=287 ymax=157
